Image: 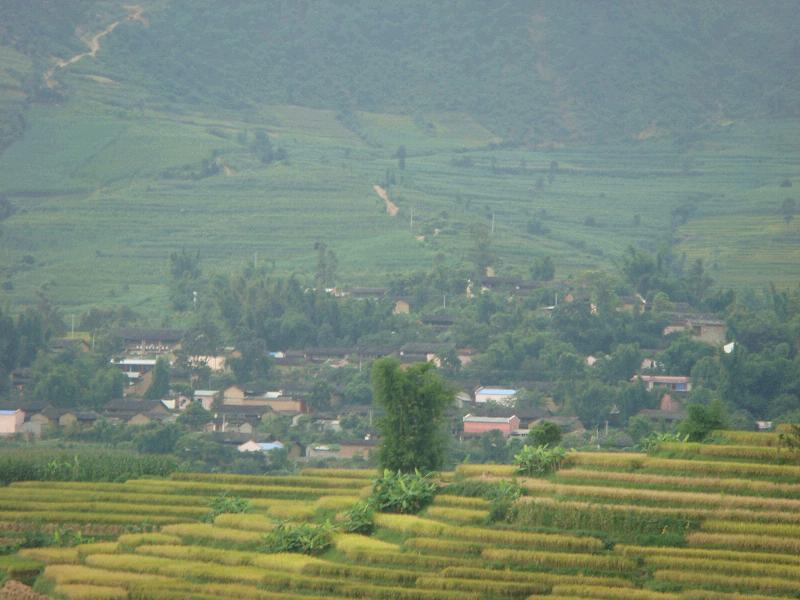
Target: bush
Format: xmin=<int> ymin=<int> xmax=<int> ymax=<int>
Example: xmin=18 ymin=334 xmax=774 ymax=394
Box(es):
xmin=370 ymin=469 xmax=438 ymax=514
xmin=341 ymin=501 xmax=375 ymax=534
xmin=527 ymin=422 xmax=562 ymax=447
xmin=262 ymin=522 xmax=333 ymax=555
xmin=204 ymin=493 xmax=250 ymax=522
xmin=487 ymin=480 xmax=523 ymax=522
xmin=514 ymin=445 xmax=567 ymax=476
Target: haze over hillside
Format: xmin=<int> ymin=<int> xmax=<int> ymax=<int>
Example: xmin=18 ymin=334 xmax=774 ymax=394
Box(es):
xmin=0 ymin=1 xmax=798 ymax=312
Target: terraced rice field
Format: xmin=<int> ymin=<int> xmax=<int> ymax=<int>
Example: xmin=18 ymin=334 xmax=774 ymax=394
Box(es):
xmin=3 ymin=433 xmax=800 ymax=598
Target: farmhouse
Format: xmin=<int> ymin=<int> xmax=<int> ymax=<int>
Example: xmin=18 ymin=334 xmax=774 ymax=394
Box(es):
xmin=633 ymin=374 xmax=692 ymax=393
xmin=192 ymin=389 xmax=220 ymax=410
xmin=110 ymin=358 xmax=157 ymax=381
xmin=662 ymin=315 xmax=727 ymax=346
xmin=399 ymin=342 xmax=452 ymax=366
xmin=102 ymin=399 xmax=170 ymax=424
xmin=116 ymin=327 xmax=184 ymax=355
xmin=474 ymin=386 xmax=518 ymax=406
xmin=237 ymin=440 xmax=285 ymax=453
xmin=0 ymin=409 xmax=24 ymax=435
xmin=462 ymin=414 xmax=520 ymax=437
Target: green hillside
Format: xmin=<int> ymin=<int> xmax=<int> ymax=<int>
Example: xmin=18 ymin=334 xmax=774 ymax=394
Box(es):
xmin=0 ymin=1 xmax=798 ymax=314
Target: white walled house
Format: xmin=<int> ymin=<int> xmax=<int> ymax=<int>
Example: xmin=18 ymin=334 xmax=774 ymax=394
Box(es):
xmin=474 ymin=386 xmax=517 ymax=406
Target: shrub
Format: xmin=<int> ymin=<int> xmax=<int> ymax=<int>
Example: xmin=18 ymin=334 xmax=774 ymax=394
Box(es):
xmin=203 ymin=493 xmax=251 ymax=522
xmin=262 ymin=522 xmax=333 ymax=555
xmin=487 ymin=480 xmax=523 ymax=522
xmin=341 ymin=500 xmax=375 ymax=534
xmin=370 ymin=469 xmax=438 ymax=514
xmin=514 ymin=445 xmax=567 ymax=476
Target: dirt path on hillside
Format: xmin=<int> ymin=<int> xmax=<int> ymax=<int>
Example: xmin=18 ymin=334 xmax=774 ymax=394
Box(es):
xmin=44 ymin=5 xmax=146 ymax=88
xmin=373 ymin=185 xmax=399 ymax=216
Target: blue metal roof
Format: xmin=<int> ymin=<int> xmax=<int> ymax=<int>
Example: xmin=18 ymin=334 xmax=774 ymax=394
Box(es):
xmin=478 ymin=388 xmax=517 ymax=395
xmin=258 ymin=442 xmax=285 ymax=452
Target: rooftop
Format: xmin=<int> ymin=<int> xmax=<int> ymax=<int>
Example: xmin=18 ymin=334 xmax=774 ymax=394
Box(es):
xmin=476 ymin=387 xmax=518 ymax=396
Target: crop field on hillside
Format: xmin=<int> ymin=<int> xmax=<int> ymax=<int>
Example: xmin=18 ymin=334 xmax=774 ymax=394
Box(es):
xmin=2 ymin=431 xmax=799 ymax=599
xmin=1 ymin=47 xmax=799 ymax=315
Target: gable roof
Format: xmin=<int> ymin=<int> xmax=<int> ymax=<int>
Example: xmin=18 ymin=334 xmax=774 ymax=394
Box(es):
xmin=463 ymin=414 xmax=519 ymax=424
xmin=116 ymin=328 xmax=184 ymax=343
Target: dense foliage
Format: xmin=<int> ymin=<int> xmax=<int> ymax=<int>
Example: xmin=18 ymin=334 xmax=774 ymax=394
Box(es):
xmin=95 ymin=1 xmax=800 ymax=142
xmin=372 ymin=358 xmax=454 ymax=472
xmin=0 ymin=449 xmax=176 ymax=484
xmin=370 ymin=469 xmax=438 ymax=514
xmin=514 ymin=445 xmax=567 ymax=477
xmin=262 ymin=522 xmax=333 ymax=555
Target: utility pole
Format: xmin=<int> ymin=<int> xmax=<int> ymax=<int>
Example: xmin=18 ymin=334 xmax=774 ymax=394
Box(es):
xmin=410 ymin=207 xmax=414 ymax=232
xmin=491 ymin=211 xmax=495 ymax=234
xmin=70 ymin=315 xmax=75 ymax=336
xmin=443 ymin=294 xmax=447 ymax=309
xmin=253 ymin=251 xmax=258 ymax=269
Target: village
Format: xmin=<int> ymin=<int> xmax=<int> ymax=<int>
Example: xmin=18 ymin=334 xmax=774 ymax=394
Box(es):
xmin=0 ymin=274 xmax=748 ymax=470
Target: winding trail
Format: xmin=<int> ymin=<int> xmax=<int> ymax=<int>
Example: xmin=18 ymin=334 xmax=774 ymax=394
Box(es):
xmin=373 ymin=184 xmax=399 ymax=216
xmin=44 ymin=5 xmax=146 ymax=88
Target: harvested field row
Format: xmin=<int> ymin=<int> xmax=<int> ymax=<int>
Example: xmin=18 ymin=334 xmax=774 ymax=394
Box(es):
xmin=554 ymin=467 xmax=800 ymax=498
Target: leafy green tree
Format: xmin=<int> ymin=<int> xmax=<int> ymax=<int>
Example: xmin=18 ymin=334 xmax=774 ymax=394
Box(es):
xmin=626 ymin=414 xmax=655 ymax=443
xmin=87 ymin=368 xmax=127 ymax=408
xmin=371 ymin=358 xmax=454 ymax=472
xmin=531 ymin=256 xmax=555 ymax=281
xmin=527 ymin=421 xmax=562 ymax=447
xmin=678 ymin=399 xmax=729 ymax=441
xmin=134 ymin=423 xmax=182 ymax=453
xmin=177 ymin=402 xmax=213 ymax=430
xmin=144 ymin=357 xmax=171 ymax=399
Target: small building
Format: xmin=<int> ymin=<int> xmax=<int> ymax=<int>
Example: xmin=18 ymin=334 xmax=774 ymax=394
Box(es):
xmin=399 ymin=342 xmax=452 ymax=366
xmin=474 ymin=386 xmax=518 ymax=406
xmin=0 ymin=409 xmax=24 ymax=435
xmin=49 ymin=338 xmax=90 ymax=353
xmin=193 ymin=390 xmax=221 ymax=411
xmin=393 ymin=298 xmax=412 ymax=315
xmin=116 ymin=327 xmax=184 ymax=355
xmin=662 ymin=316 xmax=727 ymax=346
xmin=188 ymin=355 xmax=227 ymax=372
xmin=102 ymin=399 xmax=169 ymax=424
xmin=237 ymin=440 xmax=285 ymax=453
xmin=617 ymin=295 xmax=647 ymax=314
xmin=462 ymin=414 xmax=520 ymax=437
xmin=349 ymin=287 xmax=388 ymax=300
xmin=111 ymin=358 xmax=157 ymax=381
xmin=263 ymin=397 xmax=306 ymax=414
xmin=307 ymin=439 xmax=376 ymax=459
xmin=222 ymin=385 xmax=247 ymax=405
xmin=420 ymin=314 xmax=456 ymax=328
xmin=633 ymin=375 xmax=692 ymax=393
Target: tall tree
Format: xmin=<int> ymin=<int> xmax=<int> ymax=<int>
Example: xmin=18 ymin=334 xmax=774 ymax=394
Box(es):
xmin=145 ymin=357 xmax=171 ymax=399
xmin=371 ymin=358 xmax=454 ymax=473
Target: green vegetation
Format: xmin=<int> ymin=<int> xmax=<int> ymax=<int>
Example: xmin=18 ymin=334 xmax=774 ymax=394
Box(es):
xmin=0 ymin=449 xmax=176 ymax=484
xmin=0 ymin=4 xmax=797 ymax=314
xmin=372 ymin=358 xmax=454 ymax=472
xmin=369 ymin=470 xmax=438 ymax=515
xmin=514 ymin=445 xmax=567 ymax=476
xmin=8 ymin=442 xmax=798 ymax=596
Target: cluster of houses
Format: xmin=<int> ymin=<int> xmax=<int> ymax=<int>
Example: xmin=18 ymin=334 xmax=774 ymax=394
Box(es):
xmin=1 ymin=287 xmax=733 ymax=457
